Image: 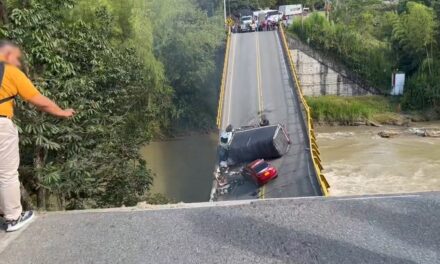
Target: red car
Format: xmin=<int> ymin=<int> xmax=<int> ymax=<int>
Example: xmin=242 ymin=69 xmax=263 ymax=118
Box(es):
xmin=242 ymin=159 xmax=278 ymax=186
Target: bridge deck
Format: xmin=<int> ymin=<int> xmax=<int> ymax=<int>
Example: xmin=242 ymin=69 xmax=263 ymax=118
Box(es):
xmin=1 ymin=193 xmax=439 ymax=263
xmin=219 ymin=30 xmax=321 ymax=200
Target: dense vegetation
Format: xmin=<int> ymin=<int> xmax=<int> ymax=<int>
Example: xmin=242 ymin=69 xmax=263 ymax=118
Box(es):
xmin=0 ymin=0 xmax=225 ymax=209
xmin=290 ymin=0 xmax=440 ymax=113
xmin=306 ymin=96 xmax=402 ymax=125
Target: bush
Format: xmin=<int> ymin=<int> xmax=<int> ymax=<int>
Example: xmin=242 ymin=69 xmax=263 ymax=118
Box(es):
xmin=306 ymin=96 xmax=396 ymax=124
xmin=403 ymin=60 xmax=440 ymax=110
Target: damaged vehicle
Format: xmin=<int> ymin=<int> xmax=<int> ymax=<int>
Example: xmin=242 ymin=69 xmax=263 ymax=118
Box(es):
xmin=227 ymin=124 xmax=290 ymax=166
xmin=211 ymin=123 xmax=290 ymax=200
xmin=242 ymin=159 xmax=278 ymax=186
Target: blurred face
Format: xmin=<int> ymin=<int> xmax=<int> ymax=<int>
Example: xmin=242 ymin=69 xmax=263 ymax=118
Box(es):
xmin=4 ymin=47 xmax=22 ymax=68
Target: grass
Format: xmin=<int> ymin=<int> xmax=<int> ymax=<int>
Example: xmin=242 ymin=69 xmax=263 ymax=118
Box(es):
xmin=305 ymin=96 xmax=399 ymax=125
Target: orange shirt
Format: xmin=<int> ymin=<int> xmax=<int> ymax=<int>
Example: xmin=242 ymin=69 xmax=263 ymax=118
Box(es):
xmin=0 ymin=57 xmax=40 ymax=118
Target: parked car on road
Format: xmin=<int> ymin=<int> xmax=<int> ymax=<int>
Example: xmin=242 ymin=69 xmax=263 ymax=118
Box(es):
xmin=242 ymin=159 xmax=278 ymax=186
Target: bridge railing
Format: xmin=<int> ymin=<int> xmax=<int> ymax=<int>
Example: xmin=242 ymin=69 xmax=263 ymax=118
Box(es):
xmin=216 ymin=27 xmax=231 ymax=129
xmin=279 ymin=25 xmax=330 ymax=196
xmin=211 ymin=27 xmax=232 ymax=201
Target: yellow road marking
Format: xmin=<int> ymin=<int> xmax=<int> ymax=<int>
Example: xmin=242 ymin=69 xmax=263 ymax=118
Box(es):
xmin=255 ymin=33 xmax=265 ymax=199
xmin=261 ymin=185 xmax=266 ymax=199
xmin=255 ymin=33 xmax=264 ymax=116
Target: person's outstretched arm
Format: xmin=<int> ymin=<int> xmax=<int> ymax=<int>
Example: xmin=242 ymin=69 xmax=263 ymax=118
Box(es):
xmin=11 ymin=66 xmax=75 ymax=118
xmin=27 ymin=94 xmax=75 ymax=118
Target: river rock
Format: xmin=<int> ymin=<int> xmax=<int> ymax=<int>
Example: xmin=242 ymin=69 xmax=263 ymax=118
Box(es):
xmin=408 ymin=128 xmax=440 ymax=137
xmin=393 ymin=118 xmax=411 ymax=127
xmin=424 ymin=129 xmax=440 ymax=138
xmin=352 ymin=121 xmax=367 ymax=126
xmin=367 ymin=120 xmax=382 ymax=127
xmin=378 ymin=130 xmax=400 ymax=138
xmin=410 ymin=114 xmax=427 ymax=122
xmin=408 ymin=128 xmax=426 ymax=137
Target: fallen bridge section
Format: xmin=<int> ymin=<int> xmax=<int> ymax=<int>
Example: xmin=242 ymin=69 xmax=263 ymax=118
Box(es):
xmin=215 ymin=27 xmax=326 ymax=200
xmin=1 ymin=192 xmax=439 ymax=263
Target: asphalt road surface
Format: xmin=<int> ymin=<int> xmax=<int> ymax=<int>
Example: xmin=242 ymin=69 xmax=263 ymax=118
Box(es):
xmin=1 ymin=192 xmax=439 ymax=264
xmin=220 ymin=30 xmax=321 ymax=200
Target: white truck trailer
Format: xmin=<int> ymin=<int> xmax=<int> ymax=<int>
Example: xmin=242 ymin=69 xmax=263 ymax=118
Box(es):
xmin=278 ymin=4 xmax=303 ymax=16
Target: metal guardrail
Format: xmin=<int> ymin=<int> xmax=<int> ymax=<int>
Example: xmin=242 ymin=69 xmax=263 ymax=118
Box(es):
xmin=216 ymin=27 xmax=232 ymax=129
xmin=279 ymin=25 xmax=330 ymax=196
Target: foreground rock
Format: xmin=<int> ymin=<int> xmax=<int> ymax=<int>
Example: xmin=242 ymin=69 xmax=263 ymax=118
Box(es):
xmin=378 ymin=130 xmax=401 ymax=138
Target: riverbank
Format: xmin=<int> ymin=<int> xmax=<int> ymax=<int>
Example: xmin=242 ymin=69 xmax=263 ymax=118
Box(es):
xmin=306 ymin=95 xmax=439 ymax=126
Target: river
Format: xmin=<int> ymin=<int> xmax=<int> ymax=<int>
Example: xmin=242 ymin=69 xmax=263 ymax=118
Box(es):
xmin=141 ymin=123 xmax=440 ymax=202
xmin=140 ymin=133 xmax=218 ymax=203
xmin=317 ymin=123 xmax=440 ymax=196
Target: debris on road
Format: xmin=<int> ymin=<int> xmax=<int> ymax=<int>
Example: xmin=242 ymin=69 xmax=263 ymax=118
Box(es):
xmin=212 ymin=123 xmax=290 ymax=200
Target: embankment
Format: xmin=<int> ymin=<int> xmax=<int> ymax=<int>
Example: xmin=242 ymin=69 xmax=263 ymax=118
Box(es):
xmin=306 ymin=95 xmax=439 ymax=126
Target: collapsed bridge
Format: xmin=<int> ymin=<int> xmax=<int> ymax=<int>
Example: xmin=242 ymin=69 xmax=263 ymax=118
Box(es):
xmin=214 ymin=26 xmax=329 ymax=200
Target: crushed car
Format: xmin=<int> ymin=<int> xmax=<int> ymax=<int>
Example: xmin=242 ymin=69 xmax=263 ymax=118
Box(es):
xmin=211 ymin=123 xmax=291 ymax=200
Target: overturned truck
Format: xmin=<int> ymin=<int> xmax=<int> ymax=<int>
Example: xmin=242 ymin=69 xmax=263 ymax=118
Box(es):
xmin=226 ymin=124 xmax=291 ymax=166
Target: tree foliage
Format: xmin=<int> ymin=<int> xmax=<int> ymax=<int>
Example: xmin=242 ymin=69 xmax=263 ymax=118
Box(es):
xmin=392 ymin=2 xmax=437 ymax=73
xmin=291 ymin=12 xmax=393 ymax=92
xmin=0 ymin=0 xmax=225 ymax=209
xmin=290 ymin=1 xmax=440 ymax=111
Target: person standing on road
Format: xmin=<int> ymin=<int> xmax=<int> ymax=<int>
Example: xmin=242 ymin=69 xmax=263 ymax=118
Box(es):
xmin=0 ymin=40 xmax=75 ymax=232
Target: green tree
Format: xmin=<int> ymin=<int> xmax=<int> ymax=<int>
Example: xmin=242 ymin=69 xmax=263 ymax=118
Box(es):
xmin=290 ymin=0 xmax=440 ymax=112
xmin=148 ymin=0 xmax=225 ymax=129
xmin=1 ymin=0 xmax=174 ymax=209
xmin=392 ymin=1 xmax=437 ymax=74
xmin=291 ymin=12 xmax=393 ymax=92
xmin=0 ymin=0 xmax=226 ymax=210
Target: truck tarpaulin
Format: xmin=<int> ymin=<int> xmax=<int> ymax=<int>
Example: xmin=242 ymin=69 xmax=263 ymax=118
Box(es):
xmin=227 ymin=124 xmax=290 ymax=165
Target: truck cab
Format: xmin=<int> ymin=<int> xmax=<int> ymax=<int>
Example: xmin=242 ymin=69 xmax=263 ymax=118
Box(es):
xmin=239 ymin=16 xmax=255 ymax=32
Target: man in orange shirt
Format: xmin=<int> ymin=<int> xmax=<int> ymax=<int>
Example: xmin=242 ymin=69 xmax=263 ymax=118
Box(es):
xmin=0 ymin=40 xmax=75 ymax=232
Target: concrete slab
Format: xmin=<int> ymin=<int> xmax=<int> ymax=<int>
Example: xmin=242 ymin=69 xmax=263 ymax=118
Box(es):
xmin=1 ymin=192 xmax=439 ymax=264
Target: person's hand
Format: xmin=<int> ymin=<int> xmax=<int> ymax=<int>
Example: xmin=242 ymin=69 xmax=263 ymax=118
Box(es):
xmin=60 ymin=108 xmax=76 ymax=118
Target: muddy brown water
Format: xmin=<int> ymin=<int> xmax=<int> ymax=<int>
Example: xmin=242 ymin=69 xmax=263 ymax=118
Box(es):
xmin=317 ymin=123 xmax=440 ymax=196
xmin=141 ymin=123 xmax=440 ymax=202
xmin=140 ymin=133 xmax=218 ymax=202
